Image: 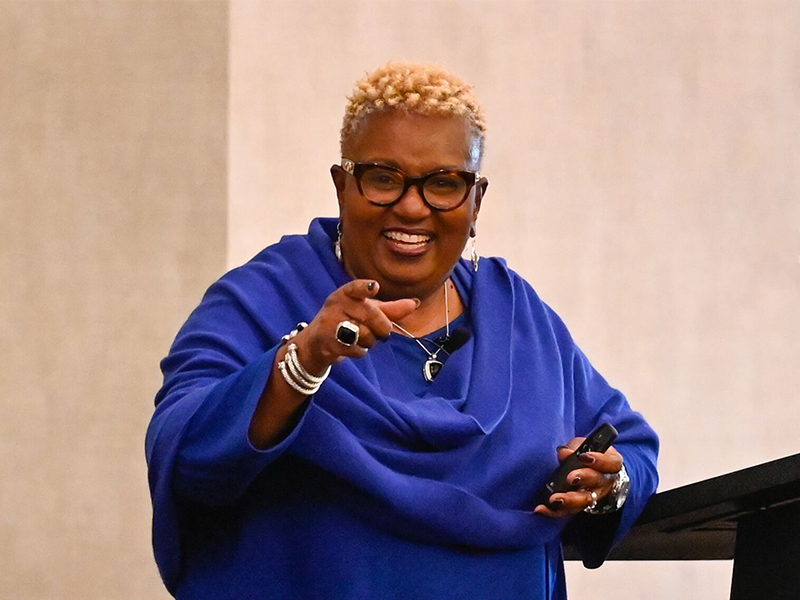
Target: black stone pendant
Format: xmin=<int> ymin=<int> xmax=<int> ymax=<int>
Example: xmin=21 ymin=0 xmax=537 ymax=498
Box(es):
xmin=424 ymin=358 xmax=443 ymax=382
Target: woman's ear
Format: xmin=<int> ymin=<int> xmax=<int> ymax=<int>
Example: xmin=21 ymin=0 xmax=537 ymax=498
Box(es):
xmin=330 ymin=165 xmax=347 ymax=209
xmin=473 ymin=177 xmax=488 ymax=221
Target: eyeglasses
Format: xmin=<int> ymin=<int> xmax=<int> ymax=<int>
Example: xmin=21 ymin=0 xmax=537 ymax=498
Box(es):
xmin=340 ymin=158 xmax=480 ymax=211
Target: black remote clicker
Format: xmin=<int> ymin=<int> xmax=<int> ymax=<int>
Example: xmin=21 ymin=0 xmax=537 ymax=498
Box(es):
xmin=543 ymin=423 xmax=618 ymax=502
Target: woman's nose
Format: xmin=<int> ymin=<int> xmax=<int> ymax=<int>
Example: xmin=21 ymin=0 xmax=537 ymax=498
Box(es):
xmin=391 ymin=183 xmax=431 ymax=219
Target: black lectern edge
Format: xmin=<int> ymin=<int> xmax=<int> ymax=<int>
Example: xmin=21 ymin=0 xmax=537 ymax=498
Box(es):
xmin=565 ymin=452 xmax=800 ymax=562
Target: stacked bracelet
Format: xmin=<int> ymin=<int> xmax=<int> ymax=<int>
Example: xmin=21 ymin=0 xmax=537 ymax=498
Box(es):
xmin=277 ymin=337 xmax=330 ymax=396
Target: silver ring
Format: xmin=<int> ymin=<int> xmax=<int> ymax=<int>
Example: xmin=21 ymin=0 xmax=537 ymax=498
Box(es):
xmin=584 ymin=490 xmax=599 ymax=513
xmin=336 ymin=320 xmax=360 ymax=347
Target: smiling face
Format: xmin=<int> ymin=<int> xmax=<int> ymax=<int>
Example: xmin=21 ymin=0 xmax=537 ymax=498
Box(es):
xmin=332 ymin=110 xmax=486 ymax=302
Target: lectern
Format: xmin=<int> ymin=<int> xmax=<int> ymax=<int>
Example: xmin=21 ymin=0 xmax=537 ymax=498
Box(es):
xmin=565 ymin=454 xmax=800 ymax=599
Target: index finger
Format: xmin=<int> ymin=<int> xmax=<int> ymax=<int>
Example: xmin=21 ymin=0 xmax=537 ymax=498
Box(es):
xmin=342 ymin=279 xmax=380 ymax=300
xmin=556 ymin=437 xmax=585 ymax=462
xmin=579 ymin=446 xmax=624 ymax=474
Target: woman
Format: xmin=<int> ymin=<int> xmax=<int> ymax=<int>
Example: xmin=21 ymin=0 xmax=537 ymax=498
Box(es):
xmin=146 ymin=62 xmax=658 ymax=599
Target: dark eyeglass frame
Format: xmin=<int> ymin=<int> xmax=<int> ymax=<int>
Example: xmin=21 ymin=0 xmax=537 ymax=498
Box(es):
xmin=339 ymin=158 xmax=480 ymax=212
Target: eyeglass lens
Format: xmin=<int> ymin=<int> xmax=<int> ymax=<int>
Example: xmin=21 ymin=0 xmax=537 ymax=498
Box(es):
xmin=360 ymin=166 xmax=469 ymax=209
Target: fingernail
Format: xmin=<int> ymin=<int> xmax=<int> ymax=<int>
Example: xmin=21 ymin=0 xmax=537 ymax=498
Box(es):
xmin=556 ymin=445 xmax=571 ymax=452
xmin=550 ymin=499 xmax=563 ymax=508
xmin=579 ymin=454 xmax=595 ymax=464
xmin=413 ymin=298 xmax=421 ymax=307
xmin=571 ymin=476 xmax=582 ymax=486
xmin=367 ymin=281 xmax=377 ymax=291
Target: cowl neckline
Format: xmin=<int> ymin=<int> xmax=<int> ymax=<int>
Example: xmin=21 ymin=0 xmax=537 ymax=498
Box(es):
xmin=305 ymin=218 xmax=513 ymax=448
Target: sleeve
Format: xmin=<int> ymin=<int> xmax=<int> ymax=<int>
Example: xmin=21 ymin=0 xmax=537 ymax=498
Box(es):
xmin=146 ymin=272 xmax=315 ymax=505
xmin=560 ymin=342 xmax=660 ymax=568
xmin=144 ymin=273 xmax=312 ymax=593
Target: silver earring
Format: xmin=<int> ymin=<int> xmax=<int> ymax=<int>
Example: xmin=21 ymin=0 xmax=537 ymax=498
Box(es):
xmin=335 ymin=221 xmax=343 ymax=263
xmin=470 ymin=235 xmax=479 ymax=272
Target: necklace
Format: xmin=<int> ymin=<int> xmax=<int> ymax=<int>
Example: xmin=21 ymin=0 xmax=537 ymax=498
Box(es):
xmin=392 ymin=282 xmax=450 ymax=382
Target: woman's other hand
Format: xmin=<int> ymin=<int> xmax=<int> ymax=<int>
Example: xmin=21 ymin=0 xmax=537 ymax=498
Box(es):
xmin=533 ymin=437 xmax=624 ymax=518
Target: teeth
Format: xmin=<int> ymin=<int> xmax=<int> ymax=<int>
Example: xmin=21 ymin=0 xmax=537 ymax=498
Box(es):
xmin=384 ymin=231 xmax=431 ymax=244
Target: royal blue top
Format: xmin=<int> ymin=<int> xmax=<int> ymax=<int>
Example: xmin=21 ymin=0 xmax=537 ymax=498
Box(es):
xmin=145 ymin=218 xmax=659 ymax=599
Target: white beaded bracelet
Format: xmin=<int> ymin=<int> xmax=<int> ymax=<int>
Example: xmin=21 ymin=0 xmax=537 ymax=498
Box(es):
xmin=277 ymin=328 xmax=330 ymax=396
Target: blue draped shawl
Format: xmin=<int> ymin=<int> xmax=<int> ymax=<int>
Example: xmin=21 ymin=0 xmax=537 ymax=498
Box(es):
xmin=145 ymin=218 xmax=659 ymax=598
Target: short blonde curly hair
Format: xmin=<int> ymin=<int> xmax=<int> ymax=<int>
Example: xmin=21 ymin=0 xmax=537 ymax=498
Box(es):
xmin=340 ymin=61 xmax=487 ymax=168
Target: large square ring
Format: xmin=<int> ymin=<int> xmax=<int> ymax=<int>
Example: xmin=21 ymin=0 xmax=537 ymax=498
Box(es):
xmin=336 ymin=320 xmax=360 ymax=347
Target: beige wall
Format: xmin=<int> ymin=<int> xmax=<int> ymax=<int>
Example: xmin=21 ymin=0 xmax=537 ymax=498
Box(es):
xmin=0 ymin=1 xmax=227 ymax=598
xmin=2 ymin=0 xmax=798 ymax=598
xmin=229 ymin=1 xmax=800 ymax=598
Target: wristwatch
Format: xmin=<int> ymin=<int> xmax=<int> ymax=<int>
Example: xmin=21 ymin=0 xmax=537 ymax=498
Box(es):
xmin=584 ymin=463 xmax=630 ymax=514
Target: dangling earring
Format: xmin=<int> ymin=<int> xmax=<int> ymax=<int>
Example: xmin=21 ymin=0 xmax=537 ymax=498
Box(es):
xmin=470 ymin=230 xmax=479 ymax=272
xmin=335 ymin=220 xmax=343 ymax=263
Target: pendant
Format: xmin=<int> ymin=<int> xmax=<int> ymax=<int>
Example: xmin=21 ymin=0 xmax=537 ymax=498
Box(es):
xmin=424 ymin=358 xmax=443 ymax=382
